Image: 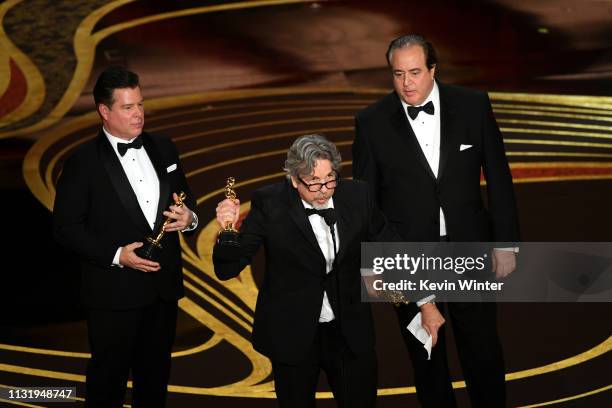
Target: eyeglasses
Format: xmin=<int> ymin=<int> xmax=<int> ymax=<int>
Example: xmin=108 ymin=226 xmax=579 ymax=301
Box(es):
xmin=297 ymin=176 xmax=338 ymax=192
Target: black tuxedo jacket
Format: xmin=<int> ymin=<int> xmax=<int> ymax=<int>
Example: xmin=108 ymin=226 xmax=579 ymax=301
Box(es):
xmin=53 ymin=131 xmax=196 ymax=310
xmin=213 ymin=179 xmax=396 ymax=364
xmin=353 ymin=83 xmax=519 ymax=243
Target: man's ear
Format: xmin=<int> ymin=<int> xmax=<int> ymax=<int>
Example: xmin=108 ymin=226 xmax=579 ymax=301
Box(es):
xmin=429 ymin=64 xmax=436 ymax=79
xmin=290 ymin=176 xmax=298 ymax=189
xmin=98 ymin=104 xmax=110 ymax=121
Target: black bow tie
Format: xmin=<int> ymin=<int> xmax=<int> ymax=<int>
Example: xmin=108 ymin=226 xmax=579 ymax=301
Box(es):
xmin=117 ymin=136 xmax=143 ymax=156
xmin=305 ymin=207 xmax=334 ymax=219
xmin=305 ymin=207 xmax=337 ymax=228
xmin=407 ymin=101 xmax=435 ymax=120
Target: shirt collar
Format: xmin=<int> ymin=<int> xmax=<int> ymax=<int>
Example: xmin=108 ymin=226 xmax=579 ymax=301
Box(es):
xmin=103 ymin=127 xmax=139 ymax=155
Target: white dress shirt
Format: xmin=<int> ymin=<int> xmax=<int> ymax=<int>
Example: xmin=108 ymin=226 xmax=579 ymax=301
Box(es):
xmin=302 ymin=198 xmax=339 ymax=323
xmin=400 ymin=81 xmax=447 ymax=236
xmin=104 ymin=128 xmax=160 ymax=266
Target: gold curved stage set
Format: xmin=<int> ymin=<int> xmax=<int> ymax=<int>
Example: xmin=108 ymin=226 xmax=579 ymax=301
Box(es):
xmin=1 ymin=1 xmax=611 ymax=407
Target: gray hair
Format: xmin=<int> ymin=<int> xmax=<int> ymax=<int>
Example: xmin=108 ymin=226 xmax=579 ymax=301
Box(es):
xmin=283 ymin=134 xmax=342 ymax=179
xmin=386 ymin=34 xmax=438 ymax=70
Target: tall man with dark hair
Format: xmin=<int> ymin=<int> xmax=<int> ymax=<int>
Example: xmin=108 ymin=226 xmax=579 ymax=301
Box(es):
xmin=53 ymin=66 xmax=198 ymax=407
xmin=214 ymin=134 xmax=397 ymax=407
xmin=352 ymin=35 xmax=520 ymax=407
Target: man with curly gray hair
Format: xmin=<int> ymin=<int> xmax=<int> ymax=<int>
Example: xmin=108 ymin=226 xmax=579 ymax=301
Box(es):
xmin=283 ymin=134 xmax=342 ymax=209
xmin=213 ymin=134 xmax=397 ymax=407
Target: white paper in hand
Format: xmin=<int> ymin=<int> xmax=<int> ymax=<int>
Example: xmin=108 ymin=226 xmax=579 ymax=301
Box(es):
xmin=407 ymin=311 xmax=433 ymax=360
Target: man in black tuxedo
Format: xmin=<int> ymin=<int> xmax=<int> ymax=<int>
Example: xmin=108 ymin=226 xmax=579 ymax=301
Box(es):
xmin=53 ymin=66 xmax=198 ymax=407
xmin=352 ymin=35 xmax=520 ymax=407
xmin=213 ymin=134 xmax=396 ymax=407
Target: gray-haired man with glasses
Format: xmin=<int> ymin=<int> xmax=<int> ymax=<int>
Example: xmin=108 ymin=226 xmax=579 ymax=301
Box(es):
xmin=213 ymin=134 xmax=397 ymax=407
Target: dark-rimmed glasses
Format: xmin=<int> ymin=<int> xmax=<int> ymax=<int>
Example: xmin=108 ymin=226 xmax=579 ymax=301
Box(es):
xmin=297 ymin=176 xmax=338 ymax=192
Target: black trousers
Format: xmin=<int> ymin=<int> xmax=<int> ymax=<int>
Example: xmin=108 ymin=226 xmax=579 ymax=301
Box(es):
xmin=395 ymin=301 xmax=506 ymax=408
xmin=85 ymin=298 xmax=178 ymax=408
xmin=272 ymin=321 xmax=378 ymax=408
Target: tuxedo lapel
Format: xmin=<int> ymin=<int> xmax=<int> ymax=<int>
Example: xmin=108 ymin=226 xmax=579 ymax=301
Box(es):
xmin=437 ymin=84 xmax=457 ymax=181
xmin=286 ymin=182 xmax=326 ymax=264
xmin=98 ymin=133 xmax=151 ymax=233
xmin=389 ymin=95 xmax=437 ymax=180
xmin=141 ymin=133 xmax=170 ymax=230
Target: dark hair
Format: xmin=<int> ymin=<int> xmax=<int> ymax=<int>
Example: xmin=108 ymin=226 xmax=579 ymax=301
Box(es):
xmin=386 ymin=34 xmax=438 ymax=71
xmin=93 ymin=66 xmax=140 ymax=108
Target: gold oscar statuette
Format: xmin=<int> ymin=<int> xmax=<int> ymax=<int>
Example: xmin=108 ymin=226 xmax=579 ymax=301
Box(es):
xmin=216 ymin=177 xmax=241 ymax=258
xmin=221 ymin=177 xmax=238 ymax=233
xmin=136 ymin=191 xmax=186 ymax=262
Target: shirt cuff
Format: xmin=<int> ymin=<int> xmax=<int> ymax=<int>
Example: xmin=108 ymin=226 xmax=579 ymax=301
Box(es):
xmin=112 ymin=247 xmax=124 ymax=268
xmin=360 ymin=268 xmax=378 ymax=277
xmin=416 ymin=295 xmax=436 ymax=307
xmin=495 ymin=247 xmax=519 ymax=253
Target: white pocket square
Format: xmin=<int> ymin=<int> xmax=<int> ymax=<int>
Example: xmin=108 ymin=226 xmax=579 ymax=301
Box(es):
xmin=460 ymin=144 xmax=473 ymax=151
xmin=166 ymin=163 xmax=177 ymax=173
